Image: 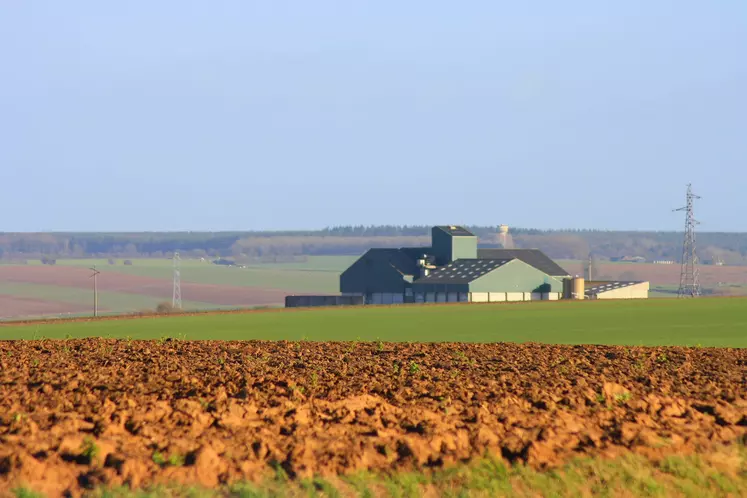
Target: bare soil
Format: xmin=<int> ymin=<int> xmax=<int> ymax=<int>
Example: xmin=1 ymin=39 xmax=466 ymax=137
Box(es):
xmin=0 ymin=341 xmax=745 ymax=497
xmin=0 ymin=266 xmax=291 ymax=309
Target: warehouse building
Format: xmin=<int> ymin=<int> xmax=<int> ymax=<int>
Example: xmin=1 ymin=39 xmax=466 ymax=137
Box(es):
xmin=411 ymin=257 xmax=564 ymax=303
xmin=336 ymin=225 xmax=651 ymax=305
xmin=340 ymin=225 xmax=572 ymax=304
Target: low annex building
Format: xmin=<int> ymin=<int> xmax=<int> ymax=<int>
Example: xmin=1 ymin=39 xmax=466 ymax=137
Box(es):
xmin=340 ymin=225 xmax=571 ymax=305
xmin=584 ymin=281 xmax=650 ymax=300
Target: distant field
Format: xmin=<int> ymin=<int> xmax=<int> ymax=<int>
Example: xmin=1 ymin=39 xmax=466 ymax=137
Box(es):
xmin=34 ymin=255 xmax=356 ymax=271
xmin=3 ymin=255 xmax=746 ymax=320
xmin=18 ymin=256 xmax=351 ymax=291
xmin=557 ymin=259 xmax=747 ymax=298
xmin=3 ymin=298 xmax=746 ymax=347
xmin=0 ymin=256 xmax=354 ymax=320
xmin=559 ymin=259 xmax=747 ymax=287
xmin=0 ymin=281 xmax=222 ymax=319
xmin=649 ymin=285 xmax=680 ymax=298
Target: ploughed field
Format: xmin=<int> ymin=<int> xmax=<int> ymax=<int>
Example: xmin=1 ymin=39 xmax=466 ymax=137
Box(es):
xmin=1 ymin=340 xmax=745 ymax=496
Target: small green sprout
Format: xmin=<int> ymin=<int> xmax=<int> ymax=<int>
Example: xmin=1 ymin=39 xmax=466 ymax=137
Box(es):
xmin=80 ymin=437 xmax=100 ymax=463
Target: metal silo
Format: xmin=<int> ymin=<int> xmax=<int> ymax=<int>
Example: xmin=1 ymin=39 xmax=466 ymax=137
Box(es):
xmin=572 ymin=276 xmax=585 ymax=300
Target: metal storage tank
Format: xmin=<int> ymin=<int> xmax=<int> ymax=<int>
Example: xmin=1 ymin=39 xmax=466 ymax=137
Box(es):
xmin=572 ymin=276 xmax=585 ymax=299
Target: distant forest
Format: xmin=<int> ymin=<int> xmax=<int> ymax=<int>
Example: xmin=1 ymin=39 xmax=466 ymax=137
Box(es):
xmin=1 ymin=225 xmax=747 ymax=265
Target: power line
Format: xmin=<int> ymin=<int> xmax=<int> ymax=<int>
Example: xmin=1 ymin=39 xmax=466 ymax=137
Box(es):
xmin=172 ymin=251 xmax=182 ymax=309
xmin=674 ymin=184 xmax=701 ymax=298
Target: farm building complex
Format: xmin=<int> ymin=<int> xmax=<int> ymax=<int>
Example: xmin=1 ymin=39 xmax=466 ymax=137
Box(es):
xmin=286 ymin=225 xmax=649 ymax=307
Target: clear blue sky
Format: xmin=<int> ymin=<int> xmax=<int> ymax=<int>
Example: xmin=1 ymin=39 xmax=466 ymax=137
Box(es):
xmin=1 ymin=1 xmax=745 ymax=232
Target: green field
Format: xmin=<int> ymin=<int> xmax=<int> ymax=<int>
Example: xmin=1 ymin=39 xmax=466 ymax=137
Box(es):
xmin=3 ymin=298 xmax=746 ymax=347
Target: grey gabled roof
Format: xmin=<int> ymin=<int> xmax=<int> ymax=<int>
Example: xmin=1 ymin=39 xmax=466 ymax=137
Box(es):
xmin=358 ymin=248 xmax=421 ymax=277
xmin=585 ymin=281 xmax=643 ymax=296
xmin=477 ymin=248 xmax=569 ymax=277
xmin=413 ymin=258 xmax=514 ymax=284
xmin=433 ymin=225 xmax=476 ymax=237
xmin=399 ymin=247 xmax=434 ymax=263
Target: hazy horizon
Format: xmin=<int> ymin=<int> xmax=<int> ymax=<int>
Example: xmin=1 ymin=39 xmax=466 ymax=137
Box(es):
xmin=1 ymin=226 xmax=745 ymax=235
xmin=2 ymin=1 xmax=745 ymax=232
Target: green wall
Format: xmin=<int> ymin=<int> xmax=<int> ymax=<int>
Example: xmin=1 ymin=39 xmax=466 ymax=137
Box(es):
xmin=452 ymin=236 xmax=478 ymax=261
xmin=432 ymin=227 xmax=477 ymax=265
xmin=469 ymin=260 xmax=563 ymax=293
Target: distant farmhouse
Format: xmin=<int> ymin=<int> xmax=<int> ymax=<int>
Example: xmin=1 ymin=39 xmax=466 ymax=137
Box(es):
xmin=286 ymin=226 xmax=650 ymax=307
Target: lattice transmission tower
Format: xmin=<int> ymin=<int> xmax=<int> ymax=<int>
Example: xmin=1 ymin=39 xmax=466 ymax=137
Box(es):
xmin=172 ymin=251 xmax=182 ymax=309
xmin=674 ymin=184 xmax=701 ymax=297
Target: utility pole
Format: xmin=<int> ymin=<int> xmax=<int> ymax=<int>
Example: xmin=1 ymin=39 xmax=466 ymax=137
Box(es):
xmin=674 ymin=184 xmax=701 ymax=297
xmin=89 ymin=266 xmax=101 ymax=317
xmin=172 ymin=251 xmax=182 ymax=309
xmin=587 ymin=253 xmax=593 ymax=281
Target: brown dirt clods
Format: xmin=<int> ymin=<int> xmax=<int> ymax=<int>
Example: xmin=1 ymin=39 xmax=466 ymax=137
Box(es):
xmin=0 ymin=340 xmax=745 ymax=496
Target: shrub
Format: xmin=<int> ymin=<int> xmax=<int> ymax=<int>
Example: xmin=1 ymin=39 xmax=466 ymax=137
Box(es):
xmin=155 ymin=302 xmax=179 ymax=314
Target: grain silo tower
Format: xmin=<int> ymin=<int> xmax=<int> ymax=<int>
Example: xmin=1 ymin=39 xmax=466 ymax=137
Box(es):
xmin=497 ymin=224 xmax=514 ymax=249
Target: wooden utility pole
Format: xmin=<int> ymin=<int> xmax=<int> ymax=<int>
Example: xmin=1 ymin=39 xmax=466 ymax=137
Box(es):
xmin=89 ymin=266 xmax=100 ymax=317
xmin=588 ymin=254 xmax=593 ymax=281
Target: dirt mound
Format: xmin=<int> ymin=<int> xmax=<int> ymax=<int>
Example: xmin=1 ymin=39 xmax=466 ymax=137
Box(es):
xmin=0 ymin=341 xmax=745 ymax=497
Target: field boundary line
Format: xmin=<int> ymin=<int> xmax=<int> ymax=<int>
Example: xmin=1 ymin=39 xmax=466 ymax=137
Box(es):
xmin=3 ymin=294 xmax=746 ymax=328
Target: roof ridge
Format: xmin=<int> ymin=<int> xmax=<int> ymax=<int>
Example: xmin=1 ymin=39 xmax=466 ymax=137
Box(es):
xmin=476 ymin=248 xmax=569 ymax=277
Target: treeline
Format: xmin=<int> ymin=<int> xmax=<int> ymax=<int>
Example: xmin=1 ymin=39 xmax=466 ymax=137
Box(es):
xmin=319 ymin=225 xmax=625 ymax=237
xmin=1 ymin=227 xmax=747 ymax=265
xmin=229 ymin=236 xmax=431 ymax=262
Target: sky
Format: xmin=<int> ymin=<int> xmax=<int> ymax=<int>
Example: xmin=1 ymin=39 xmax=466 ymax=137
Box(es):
xmin=1 ymin=1 xmax=745 ymax=232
